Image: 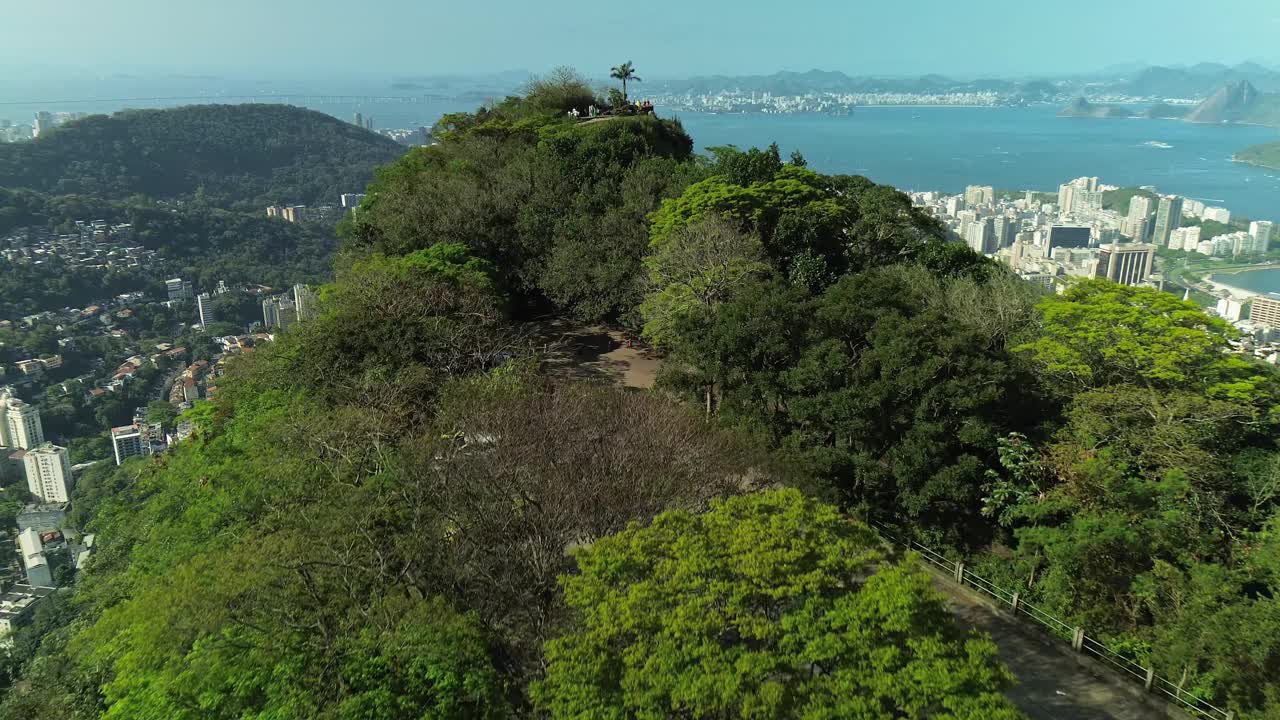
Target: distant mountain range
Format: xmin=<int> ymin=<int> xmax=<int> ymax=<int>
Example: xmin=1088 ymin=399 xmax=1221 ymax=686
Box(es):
xmin=1059 ymin=80 xmax=1280 ymax=127
xmin=650 ymin=62 xmax=1280 ymax=102
xmin=1115 ymin=63 xmax=1280 ymax=97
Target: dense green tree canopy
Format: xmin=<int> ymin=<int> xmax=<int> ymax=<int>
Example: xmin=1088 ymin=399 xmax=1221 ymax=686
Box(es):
xmin=8 ymin=73 xmax=1280 ymax=720
xmin=345 ymin=109 xmax=696 ymax=321
xmin=535 ymin=489 xmax=1022 ymax=720
xmin=1017 ymin=281 xmax=1275 ymax=408
xmin=0 ymin=104 xmax=404 ymax=209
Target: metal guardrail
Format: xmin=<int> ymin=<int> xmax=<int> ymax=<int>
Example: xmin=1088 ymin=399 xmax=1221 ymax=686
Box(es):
xmin=870 ymin=521 xmax=1235 ymax=720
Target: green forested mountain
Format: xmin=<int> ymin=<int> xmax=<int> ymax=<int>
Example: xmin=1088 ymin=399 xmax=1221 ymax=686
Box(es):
xmin=1236 ymin=140 xmax=1280 ymax=170
xmin=4 ymin=68 xmax=1280 ymax=720
xmin=0 ymin=104 xmax=404 ymax=209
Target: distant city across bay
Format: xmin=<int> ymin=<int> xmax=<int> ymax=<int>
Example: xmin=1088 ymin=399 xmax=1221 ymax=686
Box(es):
xmin=4 ymin=93 xmax=1278 ymax=223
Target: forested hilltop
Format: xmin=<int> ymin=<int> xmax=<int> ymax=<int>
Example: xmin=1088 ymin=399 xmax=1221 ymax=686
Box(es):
xmin=0 ymin=104 xmax=404 ymax=210
xmin=1236 ymin=140 xmax=1280 ymax=170
xmin=4 ymin=68 xmax=1280 ymax=720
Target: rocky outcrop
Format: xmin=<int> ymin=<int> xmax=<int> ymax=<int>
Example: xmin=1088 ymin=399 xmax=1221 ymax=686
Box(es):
xmin=1057 ymin=97 xmax=1135 ymax=119
xmin=1186 ymin=80 xmax=1260 ymax=123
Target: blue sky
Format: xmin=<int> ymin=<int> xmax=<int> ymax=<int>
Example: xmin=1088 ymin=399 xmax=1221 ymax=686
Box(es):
xmin=3 ymin=0 xmax=1278 ymax=79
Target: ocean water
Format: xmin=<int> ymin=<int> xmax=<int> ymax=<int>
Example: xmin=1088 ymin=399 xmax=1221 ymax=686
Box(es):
xmin=1211 ymin=268 xmax=1280 ymax=295
xmin=676 ymin=107 xmax=1280 ymax=223
xmin=4 ymin=86 xmax=1279 ymax=222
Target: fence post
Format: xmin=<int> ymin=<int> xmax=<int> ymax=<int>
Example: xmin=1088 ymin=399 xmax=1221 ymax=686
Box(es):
xmin=954 ymin=561 xmax=965 ymax=585
xmin=1010 ymin=591 xmax=1020 ymax=611
xmin=1071 ymin=627 xmax=1084 ymax=652
xmin=1144 ymin=667 xmax=1154 ymax=692
xmin=1226 ymin=711 xmax=1234 ymax=720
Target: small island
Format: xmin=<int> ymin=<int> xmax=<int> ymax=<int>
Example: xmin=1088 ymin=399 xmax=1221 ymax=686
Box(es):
xmin=1235 ymin=140 xmax=1280 ymax=170
xmin=1057 ymin=96 xmax=1136 ymax=119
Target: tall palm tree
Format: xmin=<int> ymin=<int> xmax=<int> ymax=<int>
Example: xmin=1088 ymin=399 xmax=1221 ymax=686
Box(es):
xmin=610 ymin=61 xmax=641 ymax=102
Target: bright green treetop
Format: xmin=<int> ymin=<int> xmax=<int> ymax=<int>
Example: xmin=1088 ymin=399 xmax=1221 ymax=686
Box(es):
xmin=1017 ymin=280 xmax=1278 ymax=409
xmin=639 ymin=214 xmax=769 ymax=348
xmin=534 ymin=489 xmax=1023 ymax=720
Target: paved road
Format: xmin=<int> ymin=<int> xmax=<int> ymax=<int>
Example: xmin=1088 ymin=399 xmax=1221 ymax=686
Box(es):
xmin=938 ymin=576 xmax=1177 ymax=720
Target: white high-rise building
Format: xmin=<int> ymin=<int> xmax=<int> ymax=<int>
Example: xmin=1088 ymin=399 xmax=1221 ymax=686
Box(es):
xmin=966 ymin=217 xmax=995 ymax=255
xmin=1128 ymin=195 xmax=1154 ymax=224
xmin=17 ymin=528 xmax=52 ymax=587
xmin=1250 ymin=221 xmax=1273 ymax=254
xmin=1057 ymin=184 xmax=1075 ymax=214
xmin=196 ymin=293 xmax=214 ymax=328
xmin=1170 ymin=226 xmax=1202 ymax=253
xmin=1217 ymin=298 xmax=1246 ymax=322
xmin=292 ymin=284 xmax=319 ymax=323
xmin=32 ymin=112 xmax=53 ymax=138
xmin=1075 ymin=190 xmax=1104 ymax=212
xmin=1153 ymin=196 xmax=1184 ymax=247
xmin=964 ymin=185 xmax=994 ymax=208
xmin=22 ymin=443 xmax=72 ymax=503
xmin=1203 ymin=207 xmax=1232 ymax=224
xmin=262 ymin=294 xmax=299 ymax=330
xmin=1 ymin=391 xmax=45 ymax=451
xmin=165 ymin=278 xmax=194 ymax=302
xmin=111 ymin=425 xmax=150 ymax=466
xmin=0 ymin=387 xmax=11 ymax=448
xmin=993 ymin=215 xmax=1018 ymax=249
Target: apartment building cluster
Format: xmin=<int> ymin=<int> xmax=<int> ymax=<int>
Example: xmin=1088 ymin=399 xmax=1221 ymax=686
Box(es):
xmin=266 ymin=204 xmax=340 ymax=225
xmin=0 ymin=387 xmax=73 ymax=506
xmin=262 ymin=284 xmax=318 ymax=331
xmin=914 ymin=176 xmax=1160 ymax=289
xmin=915 ymin=175 xmax=1278 ymax=294
xmin=0 ymin=386 xmax=85 ymax=644
xmin=2 ymin=503 xmax=92 ymax=643
xmin=0 ymin=111 xmax=88 ymax=143
xmin=168 ymin=358 xmax=212 ymax=406
xmin=268 ymin=189 xmax=372 ymax=226
xmin=1128 ymin=193 xmax=1271 ymax=255
xmin=1 ymin=220 xmax=155 ymax=271
xmin=110 ymin=407 xmax=168 ymax=466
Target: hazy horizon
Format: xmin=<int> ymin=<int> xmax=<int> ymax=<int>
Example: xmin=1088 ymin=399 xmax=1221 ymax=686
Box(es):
xmin=2 ymin=0 xmax=1278 ymax=83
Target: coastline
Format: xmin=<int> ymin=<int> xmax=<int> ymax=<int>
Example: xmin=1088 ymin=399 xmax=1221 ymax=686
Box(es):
xmin=1205 ymin=265 xmax=1280 ymax=300
xmin=1206 ymin=274 xmax=1256 ymax=301
xmin=1233 ymin=156 xmax=1280 ymax=172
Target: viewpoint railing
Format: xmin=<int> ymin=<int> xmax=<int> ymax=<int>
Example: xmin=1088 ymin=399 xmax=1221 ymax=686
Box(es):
xmin=870 ymin=521 xmax=1235 ymax=720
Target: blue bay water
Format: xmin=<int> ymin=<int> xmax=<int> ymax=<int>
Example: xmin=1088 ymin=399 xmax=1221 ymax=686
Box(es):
xmin=1210 ymin=268 xmax=1280 ymax=295
xmin=4 ymin=86 xmax=1279 ymax=222
xmin=675 ymin=107 xmax=1280 ymax=223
